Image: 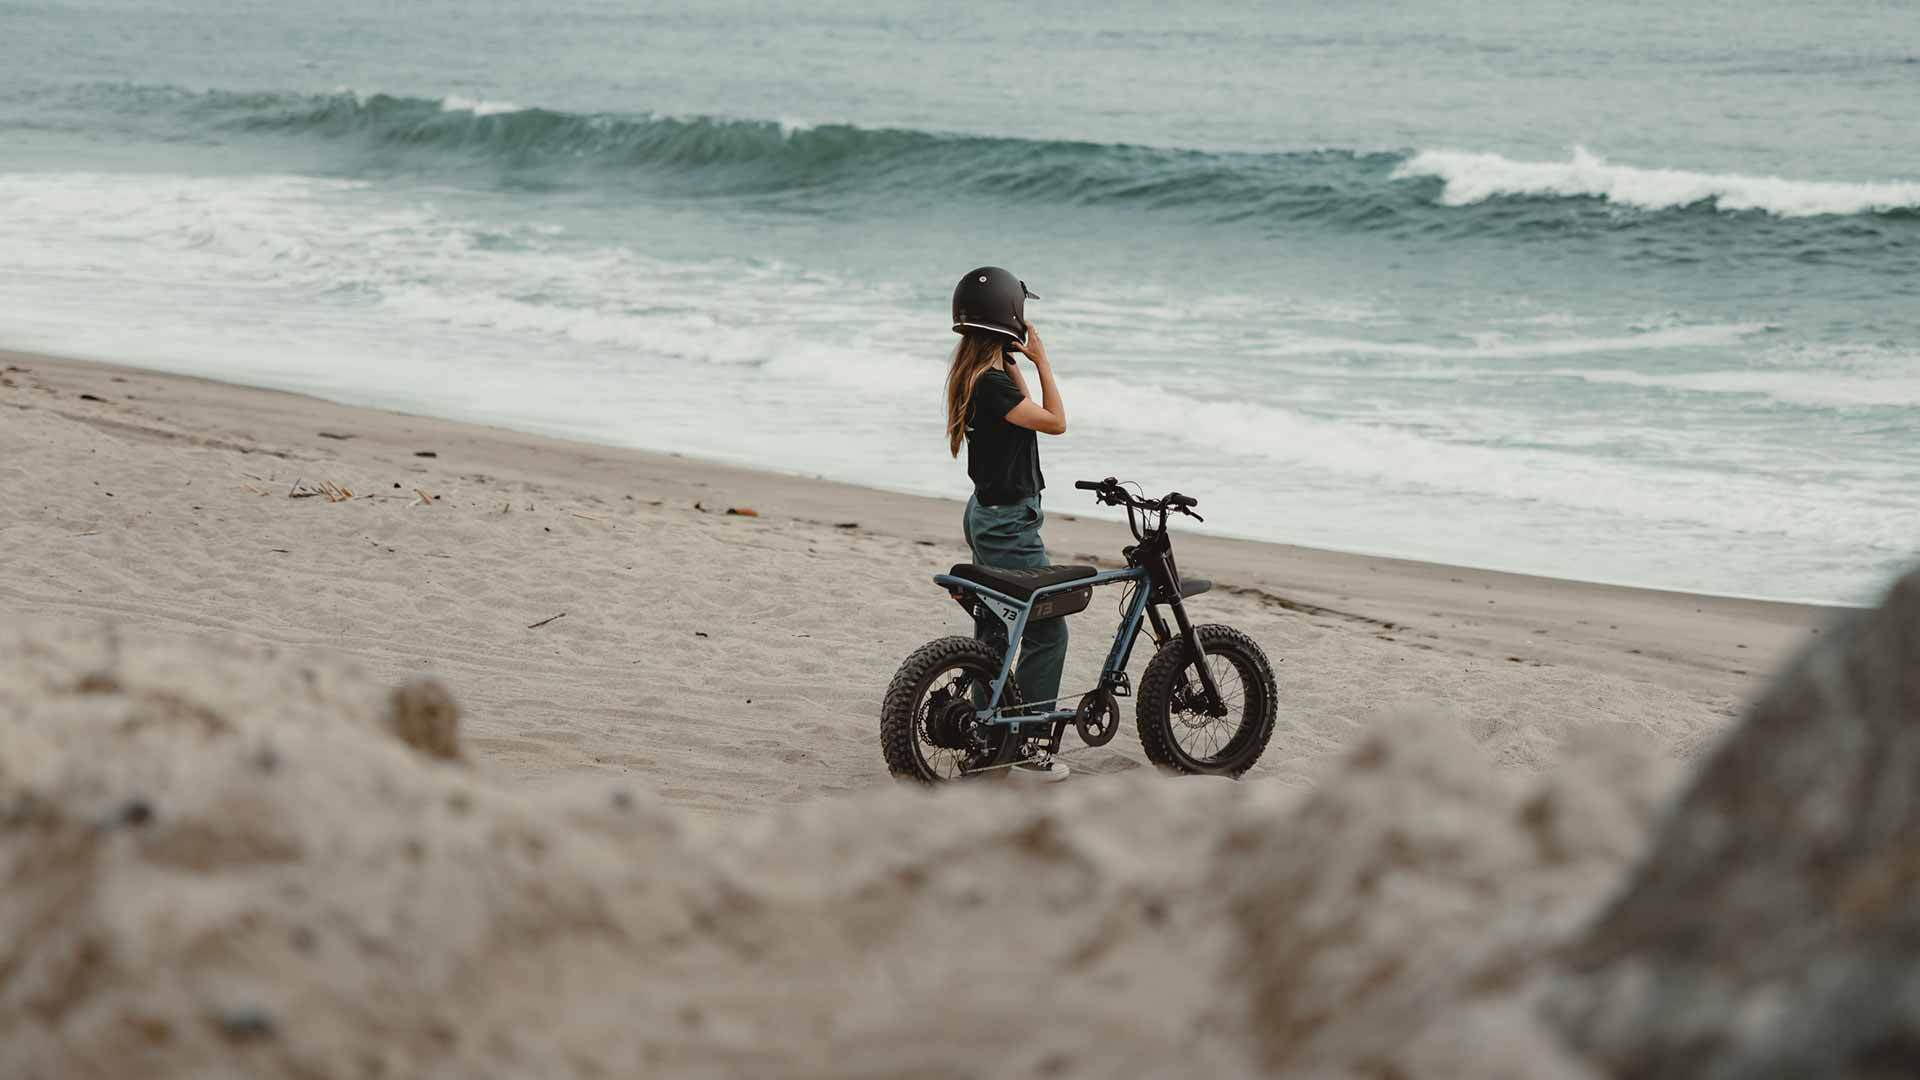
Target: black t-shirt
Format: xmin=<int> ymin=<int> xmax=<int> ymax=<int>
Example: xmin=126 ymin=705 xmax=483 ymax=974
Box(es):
xmin=966 ymin=368 xmax=1044 ymax=505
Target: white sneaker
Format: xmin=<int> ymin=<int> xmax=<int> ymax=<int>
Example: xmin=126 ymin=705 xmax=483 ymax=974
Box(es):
xmin=1009 ymin=759 xmax=1071 ymax=783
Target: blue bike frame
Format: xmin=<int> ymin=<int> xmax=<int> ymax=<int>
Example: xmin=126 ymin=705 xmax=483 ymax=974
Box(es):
xmin=931 ymin=566 xmax=1153 ymax=726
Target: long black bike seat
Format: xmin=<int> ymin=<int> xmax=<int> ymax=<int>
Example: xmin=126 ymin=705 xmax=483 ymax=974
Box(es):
xmin=947 ymin=563 xmax=1098 ymax=600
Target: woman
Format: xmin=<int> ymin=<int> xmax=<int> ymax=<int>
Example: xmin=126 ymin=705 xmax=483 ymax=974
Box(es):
xmin=946 ymin=266 xmax=1070 ymax=781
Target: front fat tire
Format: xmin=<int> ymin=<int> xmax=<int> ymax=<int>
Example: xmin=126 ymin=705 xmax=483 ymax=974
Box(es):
xmin=1136 ymin=623 xmax=1278 ymax=777
xmin=881 ymin=636 xmax=1022 ymax=784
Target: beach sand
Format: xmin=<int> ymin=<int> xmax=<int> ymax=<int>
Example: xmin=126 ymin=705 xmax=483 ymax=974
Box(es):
xmin=0 ymin=347 xmax=1868 ymax=1076
xmin=3 ymin=615 xmax=1679 ymax=1078
xmin=1 ymin=350 xmax=1832 ymax=814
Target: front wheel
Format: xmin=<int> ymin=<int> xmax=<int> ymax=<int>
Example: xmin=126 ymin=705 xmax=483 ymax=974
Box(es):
xmin=881 ymin=636 xmax=1024 ymax=783
xmin=1136 ymin=624 xmax=1278 ymax=776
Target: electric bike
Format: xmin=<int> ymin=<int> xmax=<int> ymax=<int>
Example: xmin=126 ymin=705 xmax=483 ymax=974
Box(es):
xmin=881 ymin=477 xmax=1278 ymax=782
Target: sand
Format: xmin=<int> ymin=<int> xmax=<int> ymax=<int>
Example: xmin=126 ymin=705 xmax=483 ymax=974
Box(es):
xmin=0 ymin=617 xmax=1673 ymax=1078
xmin=0 ymin=348 xmax=1859 ymax=1077
xmin=1 ymin=350 xmax=1832 ymax=815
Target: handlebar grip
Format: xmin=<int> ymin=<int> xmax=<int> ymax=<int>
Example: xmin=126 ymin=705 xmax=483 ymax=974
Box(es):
xmin=1074 ymin=480 xmax=1104 ymax=491
xmin=1166 ymin=492 xmax=1198 ymax=508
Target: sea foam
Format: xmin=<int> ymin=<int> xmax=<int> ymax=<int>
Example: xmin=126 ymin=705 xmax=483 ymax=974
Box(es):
xmin=1560 ymin=367 xmax=1920 ymax=409
xmin=1396 ymin=146 xmax=1920 ymax=217
xmin=439 ymin=94 xmax=524 ymax=117
xmin=1257 ymin=323 xmax=1773 ymax=361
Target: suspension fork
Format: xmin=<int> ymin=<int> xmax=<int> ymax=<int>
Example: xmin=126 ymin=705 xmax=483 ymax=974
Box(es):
xmin=1147 ymin=549 xmax=1225 ymax=715
xmin=1167 ymin=595 xmax=1227 ymax=715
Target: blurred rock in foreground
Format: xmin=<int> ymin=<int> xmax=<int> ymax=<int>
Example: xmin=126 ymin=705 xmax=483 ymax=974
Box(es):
xmin=1551 ymin=569 xmax=1920 ymax=1079
xmin=0 ymin=619 xmax=1672 ymax=1079
xmin=1228 ymin=713 xmax=1672 ymax=1079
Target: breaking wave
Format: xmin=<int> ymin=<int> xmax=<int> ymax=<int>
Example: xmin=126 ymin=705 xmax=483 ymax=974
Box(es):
xmin=1397 ymin=146 xmax=1920 ymax=218
xmin=20 ymin=84 xmax=1920 ymax=242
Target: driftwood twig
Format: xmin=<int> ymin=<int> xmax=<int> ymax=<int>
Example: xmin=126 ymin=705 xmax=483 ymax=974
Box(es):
xmin=289 ymin=478 xmax=354 ymax=502
xmin=527 ymin=612 xmax=567 ymax=630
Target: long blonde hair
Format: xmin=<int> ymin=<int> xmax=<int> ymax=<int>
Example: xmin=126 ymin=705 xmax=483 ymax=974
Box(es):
xmin=945 ymin=332 xmax=1010 ymax=457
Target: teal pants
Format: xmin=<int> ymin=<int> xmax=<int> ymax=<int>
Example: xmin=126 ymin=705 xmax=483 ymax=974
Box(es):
xmin=964 ymin=494 xmax=1068 ymax=707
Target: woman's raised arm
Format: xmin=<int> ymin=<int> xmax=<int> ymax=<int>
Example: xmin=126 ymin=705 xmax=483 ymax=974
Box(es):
xmin=1003 ymin=323 xmax=1066 ymax=435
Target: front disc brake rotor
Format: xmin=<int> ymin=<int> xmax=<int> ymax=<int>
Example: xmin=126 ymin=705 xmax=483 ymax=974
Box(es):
xmin=1075 ymin=690 xmax=1121 ymax=747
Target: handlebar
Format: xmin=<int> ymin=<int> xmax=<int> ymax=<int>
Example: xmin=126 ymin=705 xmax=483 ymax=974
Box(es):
xmin=1073 ymin=478 xmax=1203 ymax=524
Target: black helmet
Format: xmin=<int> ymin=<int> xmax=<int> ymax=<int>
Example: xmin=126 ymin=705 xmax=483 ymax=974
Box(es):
xmin=952 ymin=266 xmax=1038 ymax=346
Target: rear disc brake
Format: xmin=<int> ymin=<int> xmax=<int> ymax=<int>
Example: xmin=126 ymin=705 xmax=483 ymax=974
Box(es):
xmin=924 ymin=689 xmax=980 ymax=751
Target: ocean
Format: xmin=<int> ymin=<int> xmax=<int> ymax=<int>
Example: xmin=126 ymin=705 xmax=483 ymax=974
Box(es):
xmin=3 ymin=0 xmax=1915 ymax=603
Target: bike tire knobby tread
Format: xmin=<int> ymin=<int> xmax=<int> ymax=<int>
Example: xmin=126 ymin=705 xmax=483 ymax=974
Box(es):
xmin=1135 ymin=623 xmax=1278 ymax=777
xmin=880 ymin=636 xmax=1020 ymax=783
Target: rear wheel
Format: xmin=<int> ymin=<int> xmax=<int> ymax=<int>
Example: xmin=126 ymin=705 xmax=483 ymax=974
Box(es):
xmin=881 ymin=636 xmax=1024 ymax=783
xmin=1136 ymin=624 xmax=1277 ymax=776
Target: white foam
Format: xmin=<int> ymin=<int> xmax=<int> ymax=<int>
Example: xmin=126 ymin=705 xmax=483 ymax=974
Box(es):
xmin=1560 ymin=367 xmax=1920 ymax=409
xmin=1055 ymin=375 xmax=1915 ymax=543
xmin=439 ymin=95 xmax=524 ymax=117
xmin=1258 ymin=322 xmax=1771 ymax=361
xmin=1396 ymin=146 xmax=1920 ymax=217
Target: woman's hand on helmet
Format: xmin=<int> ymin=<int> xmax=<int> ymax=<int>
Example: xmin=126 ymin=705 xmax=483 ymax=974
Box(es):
xmin=1009 ymin=321 xmax=1048 ymax=365
xmin=1002 ymin=321 xmax=1065 ymax=436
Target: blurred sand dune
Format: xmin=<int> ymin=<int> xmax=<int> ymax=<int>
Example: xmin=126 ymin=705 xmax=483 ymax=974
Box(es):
xmin=0 ymin=619 xmax=1670 ymax=1078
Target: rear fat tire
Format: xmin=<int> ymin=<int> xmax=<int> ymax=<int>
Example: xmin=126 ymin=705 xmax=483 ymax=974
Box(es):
xmin=881 ymin=636 xmax=1023 ymax=783
xmin=1136 ymin=623 xmax=1278 ymax=776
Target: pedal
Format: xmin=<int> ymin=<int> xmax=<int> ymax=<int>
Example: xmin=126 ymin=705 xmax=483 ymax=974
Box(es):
xmin=1107 ymin=672 xmax=1132 ymax=698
